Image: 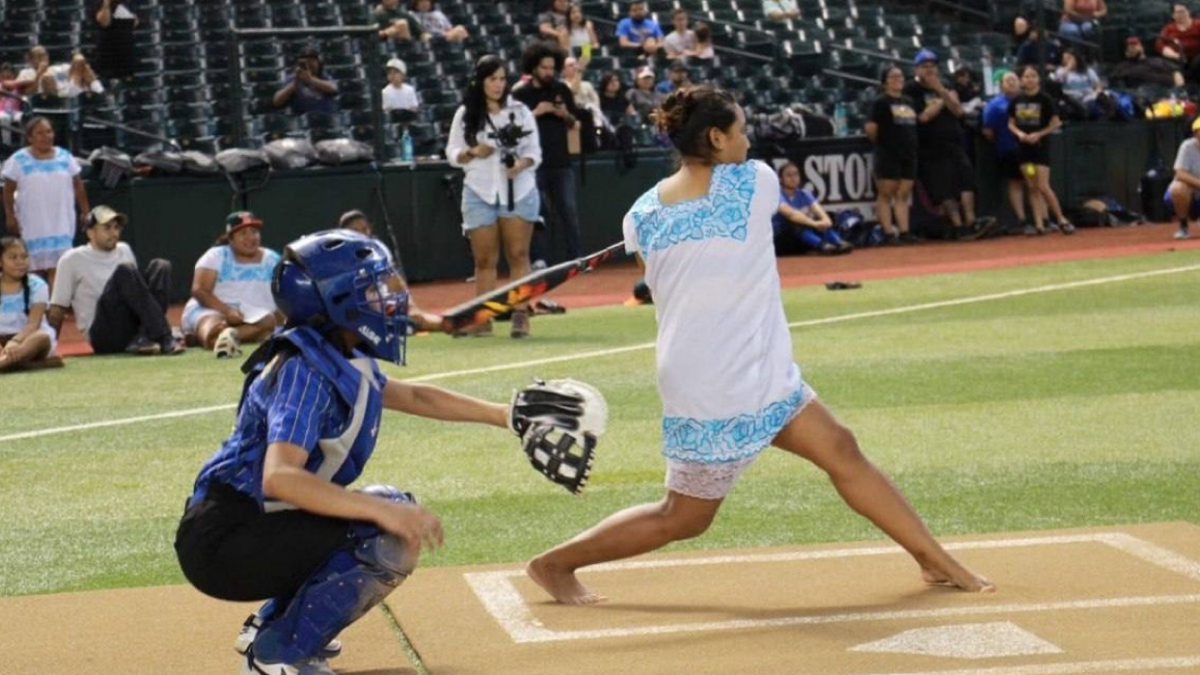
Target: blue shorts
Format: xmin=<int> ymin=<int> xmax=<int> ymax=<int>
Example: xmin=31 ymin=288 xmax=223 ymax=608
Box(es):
xmin=461 ymin=187 xmax=541 ymax=231
xmin=1163 ymin=185 xmax=1200 ymax=220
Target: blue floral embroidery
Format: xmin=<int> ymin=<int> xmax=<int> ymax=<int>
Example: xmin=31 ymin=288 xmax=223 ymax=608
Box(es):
xmin=13 ymin=148 xmax=73 ymax=176
xmin=662 ymin=386 xmax=808 ymax=463
xmin=217 ymin=247 xmax=279 ymax=283
xmin=631 ymin=162 xmax=758 ymax=258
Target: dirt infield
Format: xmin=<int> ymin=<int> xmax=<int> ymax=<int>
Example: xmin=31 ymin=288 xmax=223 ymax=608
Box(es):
xmin=389 ymin=522 xmax=1200 ymax=675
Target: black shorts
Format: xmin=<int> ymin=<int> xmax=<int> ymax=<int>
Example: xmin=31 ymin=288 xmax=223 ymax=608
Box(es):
xmin=998 ymin=155 xmax=1023 ymax=181
xmin=874 ymin=148 xmax=917 ymax=181
xmin=174 ymin=482 xmax=355 ymax=602
xmin=1018 ymin=142 xmax=1050 ymax=169
xmin=919 ymin=148 xmax=976 ymax=203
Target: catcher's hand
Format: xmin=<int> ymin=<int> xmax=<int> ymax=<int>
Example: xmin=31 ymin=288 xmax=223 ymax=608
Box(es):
xmin=508 ymin=378 xmax=606 ymax=439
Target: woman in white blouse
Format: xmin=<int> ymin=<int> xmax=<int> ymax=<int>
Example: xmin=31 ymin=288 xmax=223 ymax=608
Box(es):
xmin=445 ymin=55 xmax=541 ymax=338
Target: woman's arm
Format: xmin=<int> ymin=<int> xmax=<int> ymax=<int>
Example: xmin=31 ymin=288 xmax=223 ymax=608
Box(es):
xmin=808 ymin=200 xmax=834 ymax=229
xmin=190 ymin=267 xmax=241 ymax=321
xmin=864 ymin=120 xmax=879 ymax=143
xmin=3 ymin=181 xmax=17 ymax=235
xmin=587 ymin=21 xmax=600 ymax=47
xmin=72 ymin=176 xmax=90 ymax=223
xmin=96 ymin=0 xmax=112 ymax=27
xmin=10 ymin=302 xmax=46 ymax=344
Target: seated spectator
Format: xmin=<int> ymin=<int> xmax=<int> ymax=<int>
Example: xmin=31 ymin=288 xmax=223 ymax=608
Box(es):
xmin=627 ymin=67 xmax=664 ymax=122
xmin=1016 ymin=28 xmax=1063 ymax=69
xmin=773 ymin=162 xmax=851 ymax=255
xmin=656 ymin=61 xmax=693 ymax=94
xmin=182 ymin=211 xmax=280 ymax=359
xmin=65 ymin=54 xmax=104 ymax=98
xmin=95 ymin=0 xmax=137 ymax=81
xmin=382 ymin=58 xmax=420 ymax=112
xmin=763 ymin=0 xmax=801 ymax=21
xmin=411 ymin=0 xmax=469 ymax=43
xmin=597 ymin=71 xmax=634 ymax=130
xmin=693 ymin=22 xmax=716 ymax=60
xmin=563 ymin=57 xmax=599 ymax=114
xmin=1109 ymin=36 xmax=1185 ymax=89
xmin=616 ymin=1 xmax=664 ymax=59
xmin=14 ymin=47 xmax=67 ymax=98
xmin=0 ymin=63 xmax=23 ymax=147
xmin=538 ymin=0 xmax=570 ymax=48
xmin=47 ymin=205 xmax=184 ymax=355
xmin=1164 ymin=116 xmax=1200 ymax=240
xmin=565 ymin=4 xmax=600 ymax=63
xmin=1157 ymin=3 xmax=1200 ymax=82
xmin=1059 ymin=0 xmax=1106 ymax=43
xmin=272 ymin=46 xmax=338 ymax=115
xmin=376 ymin=0 xmax=427 ymax=42
xmin=664 ymin=10 xmax=698 ymax=60
xmin=1052 ymin=49 xmax=1103 ymax=118
xmin=0 ymin=236 xmax=61 ymax=372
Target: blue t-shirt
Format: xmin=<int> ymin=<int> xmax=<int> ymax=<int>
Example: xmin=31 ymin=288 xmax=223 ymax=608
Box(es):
xmin=616 ymin=17 xmax=664 ymax=45
xmin=0 ymin=273 xmax=50 ymax=336
xmin=772 ymin=187 xmax=816 ymax=235
xmin=983 ymin=94 xmax=1019 ymax=158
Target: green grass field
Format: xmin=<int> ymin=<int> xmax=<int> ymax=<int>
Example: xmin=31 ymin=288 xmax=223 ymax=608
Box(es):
xmin=2 ymin=251 xmax=1198 ymax=598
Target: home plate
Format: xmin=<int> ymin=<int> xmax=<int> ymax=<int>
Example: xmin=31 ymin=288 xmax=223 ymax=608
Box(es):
xmin=850 ymin=621 xmax=1062 ymax=659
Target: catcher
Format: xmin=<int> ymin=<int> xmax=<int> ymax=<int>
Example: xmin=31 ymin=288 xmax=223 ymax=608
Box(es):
xmin=174 ymin=230 xmax=603 ymax=675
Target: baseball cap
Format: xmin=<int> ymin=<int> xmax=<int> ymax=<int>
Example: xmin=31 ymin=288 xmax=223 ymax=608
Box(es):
xmin=913 ymin=48 xmax=938 ymax=66
xmin=87 ymin=205 xmax=126 ymax=228
xmin=1126 ymin=36 xmax=1142 ymax=46
xmin=1191 ymin=116 xmax=1200 ymax=132
xmin=669 ymin=60 xmax=688 ymax=72
xmin=225 ymin=210 xmax=263 ymax=235
xmin=636 ymin=66 xmax=655 ymax=79
xmin=386 ymin=57 xmax=407 ymax=74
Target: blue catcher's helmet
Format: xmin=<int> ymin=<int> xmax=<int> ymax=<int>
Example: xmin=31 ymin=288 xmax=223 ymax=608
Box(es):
xmin=273 ymin=230 xmax=411 ymax=364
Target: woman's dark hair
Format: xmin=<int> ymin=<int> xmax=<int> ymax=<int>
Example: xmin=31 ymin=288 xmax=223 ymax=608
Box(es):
xmin=651 ymin=84 xmax=738 ymax=161
xmin=880 ymin=64 xmax=903 ymax=84
xmin=776 ymin=160 xmax=800 ymax=183
xmin=567 ymin=3 xmax=586 ymax=29
xmin=0 ymin=236 xmax=31 ymax=315
xmin=462 ymin=55 xmax=509 ymax=145
xmin=694 ymin=22 xmax=711 ymax=42
xmin=1018 ymin=63 xmax=1041 ymax=79
xmin=598 ymin=70 xmax=623 ymax=97
xmin=521 ymin=40 xmax=565 ymax=76
xmin=1062 ymin=48 xmax=1088 ymax=72
xmin=23 ymin=116 xmax=52 ymax=144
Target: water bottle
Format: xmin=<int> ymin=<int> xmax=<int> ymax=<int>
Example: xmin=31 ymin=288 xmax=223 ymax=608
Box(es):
xmin=833 ymin=102 xmax=848 ymax=137
xmin=400 ymin=126 xmax=414 ymax=162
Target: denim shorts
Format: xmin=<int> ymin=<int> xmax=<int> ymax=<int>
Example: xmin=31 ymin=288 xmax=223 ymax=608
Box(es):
xmin=461 ymin=187 xmax=541 ymax=231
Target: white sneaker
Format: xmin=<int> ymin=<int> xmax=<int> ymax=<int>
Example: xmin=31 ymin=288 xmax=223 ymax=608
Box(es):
xmin=531 ymin=259 xmax=548 ymax=271
xmin=234 ymin=615 xmax=341 ymax=659
xmin=214 ymin=327 xmax=242 ymax=359
xmin=239 ymin=652 xmax=337 ymax=675
xmin=1175 ymin=225 xmax=1191 ymax=240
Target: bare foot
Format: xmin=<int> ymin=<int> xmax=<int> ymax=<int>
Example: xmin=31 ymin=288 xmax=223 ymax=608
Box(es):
xmin=526 ymin=556 xmax=606 ymax=605
xmin=922 ymin=565 xmax=996 ymax=593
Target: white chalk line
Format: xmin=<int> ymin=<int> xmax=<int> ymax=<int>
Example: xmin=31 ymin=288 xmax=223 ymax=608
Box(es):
xmin=2 ymin=262 xmax=1197 ymax=446
xmin=463 ymin=532 xmax=1200 ymax=644
xmin=858 ymin=656 xmax=1200 ymax=675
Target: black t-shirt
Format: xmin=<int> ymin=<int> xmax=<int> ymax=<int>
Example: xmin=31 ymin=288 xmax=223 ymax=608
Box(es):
xmin=869 ymin=94 xmax=918 ymax=160
xmin=511 ymin=79 xmax=581 ymax=170
xmin=1007 ymin=90 xmax=1058 ymax=137
xmin=902 ymin=80 xmax=962 ymax=157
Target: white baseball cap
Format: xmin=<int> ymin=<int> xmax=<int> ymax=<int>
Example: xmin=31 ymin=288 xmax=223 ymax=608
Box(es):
xmin=386 ymin=58 xmax=406 ymax=74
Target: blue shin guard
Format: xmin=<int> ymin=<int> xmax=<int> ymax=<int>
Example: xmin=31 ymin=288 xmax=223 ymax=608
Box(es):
xmin=251 ymin=487 xmax=418 ymax=665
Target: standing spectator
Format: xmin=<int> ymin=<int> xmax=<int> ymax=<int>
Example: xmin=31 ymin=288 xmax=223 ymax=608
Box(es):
xmin=14 ymin=47 xmax=66 ymax=98
xmin=513 ymin=42 xmax=584 ymax=265
xmin=598 ymin=71 xmax=634 ymax=130
xmin=1016 ymin=28 xmax=1063 ymax=69
xmin=382 ymin=58 xmax=420 ymax=112
xmin=628 ymin=67 xmax=665 ymax=122
xmin=0 ymin=236 xmax=60 ymax=372
xmin=866 ymin=66 xmax=918 ymax=244
xmin=48 ymin=205 xmax=185 ymax=355
xmin=1008 ymin=65 xmax=1074 ymax=235
xmin=1109 ymin=36 xmax=1185 ymax=89
xmin=411 ymin=0 xmax=469 ymax=43
xmin=538 ymin=0 xmax=570 ymax=48
xmin=272 ymin=46 xmax=338 ymax=115
xmin=762 ymin=0 xmax=801 ymax=21
xmin=1059 ymin=0 xmax=1106 ymax=43
xmin=656 ymin=61 xmax=694 ymax=94
xmin=616 ymin=1 xmax=664 ymax=59
xmin=693 ymin=22 xmax=716 ymax=60
xmin=376 ymin=0 xmax=427 ymax=42
xmin=182 ymin=212 xmax=281 ymax=359
xmin=3 ymin=117 xmax=90 ymax=289
xmin=1158 ymin=3 xmax=1200 ymax=82
xmin=953 ymin=67 xmax=984 ymax=114
xmin=1162 ymin=116 xmax=1200 ymax=240
xmin=565 ymin=4 xmax=600 ymax=63
xmin=663 ymin=10 xmax=698 ymax=60
xmin=94 ymin=0 xmax=137 ymax=81
xmin=563 ymin=57 xmax=600 ymax=115
xmin=983 ymin=71 xmax=1044 ymax=234
xmin=1052 ymin=49 xmax=1103 ymax=119
xmin=904 ymin=50 xmax=980 ymax=239
xmin=773 ymin=162 xmax=851 ymax=255
xmin=445 ymin=55 xmax=541 ymax=338
xmin=65 ymin=54 xmax=105 ymax=98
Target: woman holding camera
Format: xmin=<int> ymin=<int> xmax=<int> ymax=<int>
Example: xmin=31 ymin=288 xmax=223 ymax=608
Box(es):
xmin=446 ymin=55 xmax=542 ymax=338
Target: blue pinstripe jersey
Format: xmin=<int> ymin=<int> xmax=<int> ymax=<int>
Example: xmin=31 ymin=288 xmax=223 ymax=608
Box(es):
xmin=189 ymin=327 xmax=387 ymax=509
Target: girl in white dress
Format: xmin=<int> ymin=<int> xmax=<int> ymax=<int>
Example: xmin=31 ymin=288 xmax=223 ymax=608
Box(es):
xmin=528 ymin=85 xmax=993 ymax=604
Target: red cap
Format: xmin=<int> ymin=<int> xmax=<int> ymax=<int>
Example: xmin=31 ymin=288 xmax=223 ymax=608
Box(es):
xmin=225 ymin=211 xmax=263 ymax=235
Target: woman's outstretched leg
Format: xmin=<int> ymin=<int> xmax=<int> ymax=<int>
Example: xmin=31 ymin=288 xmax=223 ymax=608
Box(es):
xmin=528 ymin=492 xmax=722 ymax=604
xmin=774 ymin=400 xmax=994 ymax=592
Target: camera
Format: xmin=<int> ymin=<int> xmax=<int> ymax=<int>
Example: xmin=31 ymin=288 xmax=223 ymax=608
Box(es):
xmin=487 ymin=112 xmax=532 ymax=210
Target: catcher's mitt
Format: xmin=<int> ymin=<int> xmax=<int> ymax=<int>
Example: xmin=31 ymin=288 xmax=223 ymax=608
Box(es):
xmin=510 ymin=379 xmax=607 ymax=494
